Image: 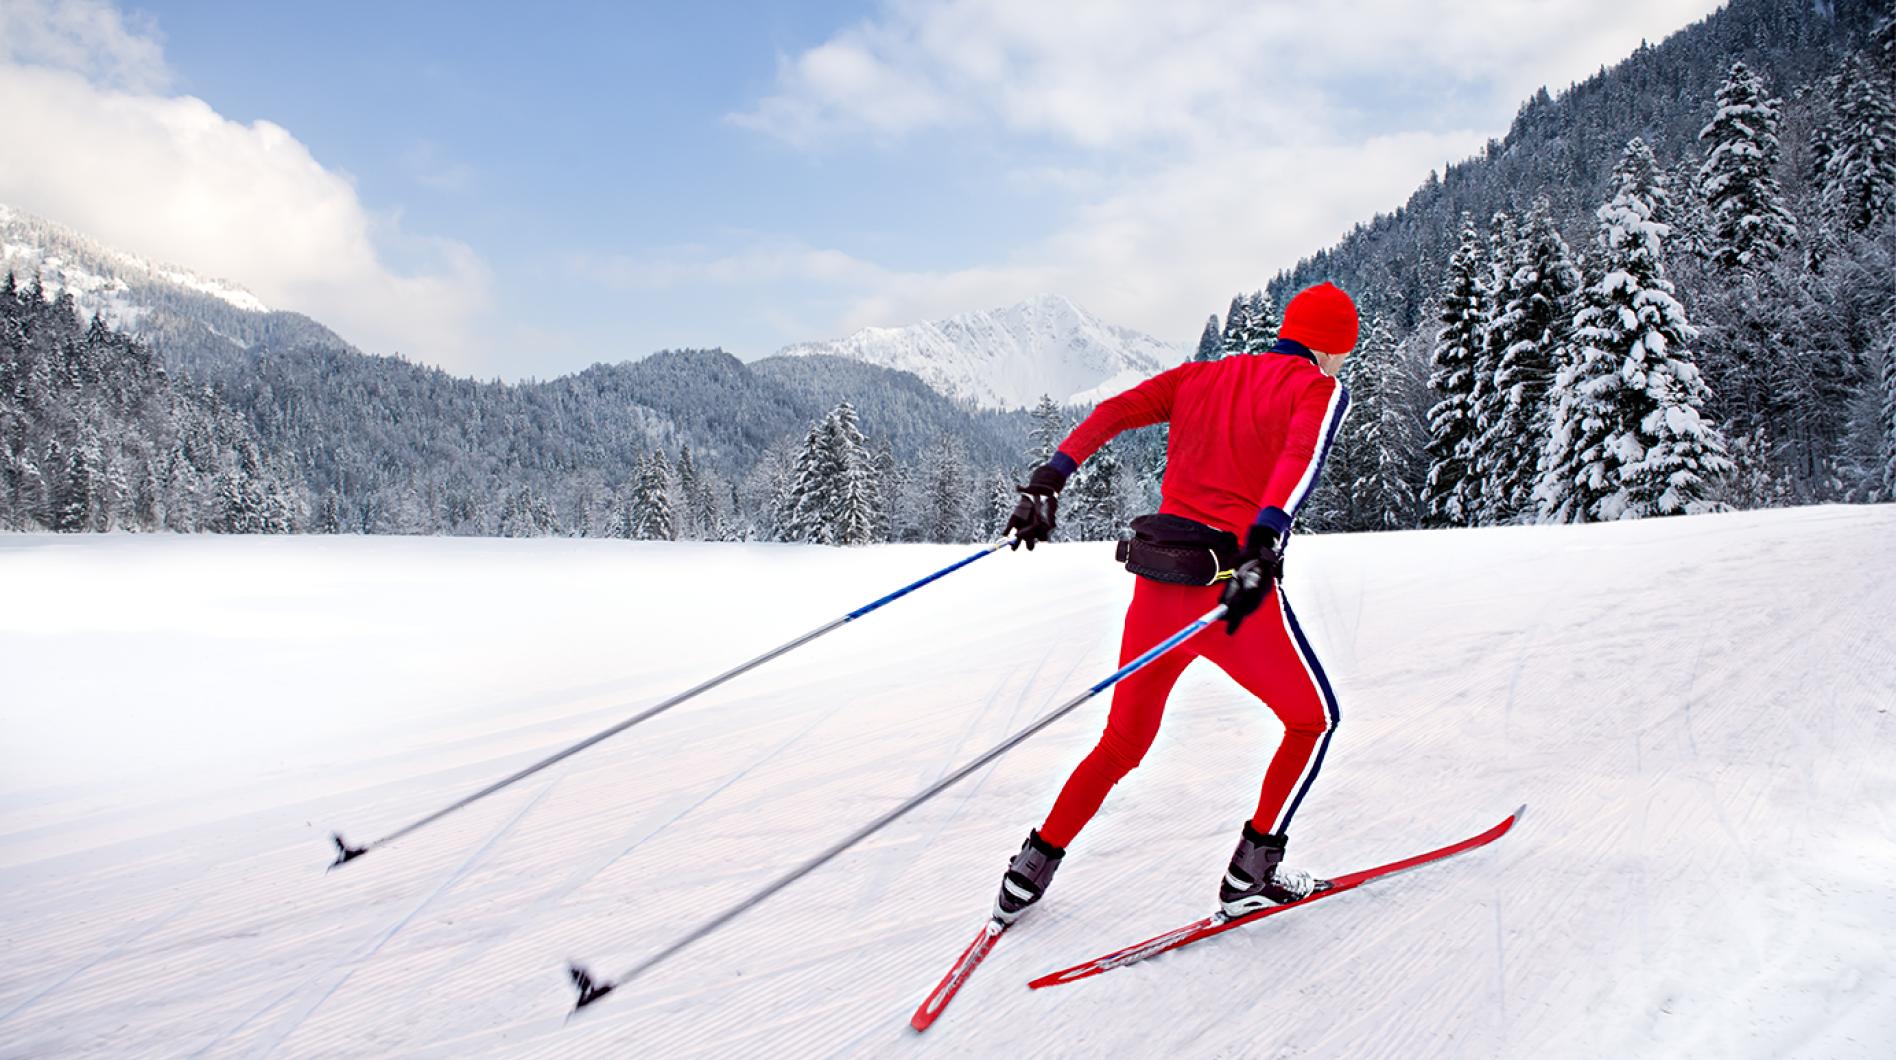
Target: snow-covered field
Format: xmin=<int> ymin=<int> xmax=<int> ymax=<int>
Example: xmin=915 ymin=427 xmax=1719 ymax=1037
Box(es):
xmin=2 ymin=506 xmax=1892 ymax=1058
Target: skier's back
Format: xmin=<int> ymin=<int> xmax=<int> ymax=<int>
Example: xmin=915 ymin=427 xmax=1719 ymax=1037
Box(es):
xmin=997 ymin=282 xmax=1359 ymax=922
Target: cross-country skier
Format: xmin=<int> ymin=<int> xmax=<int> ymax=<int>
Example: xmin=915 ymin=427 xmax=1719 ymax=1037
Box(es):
xmin=996 ymin=282 xmax=1357 ymax=923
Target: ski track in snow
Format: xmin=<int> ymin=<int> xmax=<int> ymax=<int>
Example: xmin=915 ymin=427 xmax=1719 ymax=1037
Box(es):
xmin=202 ymin=782 xmax=559 ymax=1059
xmin=0 ymin=508 xmax=1892 ymax=1057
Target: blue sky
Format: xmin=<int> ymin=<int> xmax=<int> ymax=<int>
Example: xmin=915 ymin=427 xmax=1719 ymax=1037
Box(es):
xmin=1 ymin=0 xmax=1728 ymax=378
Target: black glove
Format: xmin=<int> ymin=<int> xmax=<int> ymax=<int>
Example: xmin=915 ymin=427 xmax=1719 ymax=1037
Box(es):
xmin=1221 ymin=524 xmax=1283 ymax=633
xmin=1005 ymin=463 xmax=1069 ymax=549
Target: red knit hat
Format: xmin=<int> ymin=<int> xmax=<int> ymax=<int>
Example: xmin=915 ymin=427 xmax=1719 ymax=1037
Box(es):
xmin=1278 ymin=282 xmax=1359 ymax=354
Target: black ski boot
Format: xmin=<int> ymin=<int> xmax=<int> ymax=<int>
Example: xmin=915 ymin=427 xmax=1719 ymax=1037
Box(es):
xmin=992 ymin=829 xmax=1064 ymax=923
xmin=1218 ymin=823 xmax=1318 ymax=918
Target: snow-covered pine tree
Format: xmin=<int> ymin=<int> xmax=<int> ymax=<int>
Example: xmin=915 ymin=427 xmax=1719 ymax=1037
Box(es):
xmin=1218 ymin=292 xmax=1277 ymax=355
xmin=1698 ymin=62 xmax=1798 ymax=271
xmin=602 ymin=483 xmax=631 ymax=539
xmin=1221 ymin=293 xmax=1254 ymax=355
xmin=692 ymin=463 xmax=734 ymax=541
xmin=132 ymin=462 xmax=161 ymax=530
xmin=1194 ymin=314 xmax=1223 ymax=362
xmin=1879 ymin=347 xmax=1896 ymax=501
xmin=675 ymin=445 xmax=701 ymax=540
xmin=1620 ymin=139 xmax=1676 ymax=230
xmin=632 ymin=449 xmax=676 ymax=540
xmin=1816 ymin=56 xmax=1896 ymax=234
xmin=1423 ymin=215 xmax=1485 ymax=527
xmin=498 ymin=486 xmax=555 ymax=537
xmin=784 ymin=402 xmax=880 ymax=546
xmin=316 ymin=490 xmax=343 ymax=534
xmin=922 ymin=432 xmax=972 ymax=543
xmin=783 ymin=415 xmax=837 ymax=545
xmin=1297 ymin=358 xmax=1355 ymax=534
xmin=1666 ymin=158 xmax=1711 ymax=262
xmin=1028 ymin=395 xmax=1067 ymax=466
xmin=1064 ymin=440 xmax=1128 ymax=540
xmin=1245 ymin=291 xmax=1280 ymax=352
xmin=871 ymin=443 xmax=898 ymax=542
xmin=737 ymin=437 xmax=799 ymax=542
xmin=1480 ymin=197 xmax=1583 ymax=521
xmin=1117 ymin=421 xmax=1168 ymax=513
xmin=1464 ymin=210 xmax=1515 ymax=523
xmin=1341 ymin=318 xmax=1424 ymax=531
xmin=1723 ymin=426 xmax=1799 ymax=508
xmin=53 ymin=434 xmax=93 ymax=532
xmin=885 ymin=451 xmax=929 ymax=544
xmin=1538 ymin=140 xmax=1732 ymax=523
xmin=827 ymin=401 xmax=881 ymax=546
xmin=986 ymin=469 xmax=1017 ymax=538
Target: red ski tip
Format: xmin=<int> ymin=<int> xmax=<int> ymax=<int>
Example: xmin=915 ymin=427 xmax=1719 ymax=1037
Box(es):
xmin=1028 ymin=806 xmax=1524 ymax=989
xmin=910 ymin=919 xmax=1006 ymax=1032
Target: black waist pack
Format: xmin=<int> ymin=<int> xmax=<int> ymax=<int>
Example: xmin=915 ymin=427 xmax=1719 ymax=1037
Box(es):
xmin=1113 ymin=513 xmax=1239 ymax=586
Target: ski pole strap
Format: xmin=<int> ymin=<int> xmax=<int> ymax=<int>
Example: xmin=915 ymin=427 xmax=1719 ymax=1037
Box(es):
xmin=331 ymin=538 xmax=1015 ymax=868
xmin=580 ymin=602 xmax=1226 ymax=1002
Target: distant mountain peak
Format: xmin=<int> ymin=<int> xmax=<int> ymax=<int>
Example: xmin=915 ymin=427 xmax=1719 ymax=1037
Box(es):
xmin=776 ymin=295 xmax=1184 ymax=410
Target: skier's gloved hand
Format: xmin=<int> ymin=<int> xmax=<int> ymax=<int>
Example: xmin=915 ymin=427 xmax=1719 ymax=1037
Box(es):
xmin=1006 ymin=462 xmax=1069 ymax=549
xmin=1221 ymin=524 xmax=1283 ymax=633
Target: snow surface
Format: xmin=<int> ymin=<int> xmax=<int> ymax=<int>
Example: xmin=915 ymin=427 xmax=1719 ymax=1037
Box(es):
xmin=776 ymin=294 xmax=1184 ymax=410
xmin=2 ymin=506 xmax=1893 ymax=1057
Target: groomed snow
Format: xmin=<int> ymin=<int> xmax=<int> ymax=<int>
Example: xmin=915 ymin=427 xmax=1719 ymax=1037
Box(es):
xmin=1 ymin=505 xmax=1892 ymax=1057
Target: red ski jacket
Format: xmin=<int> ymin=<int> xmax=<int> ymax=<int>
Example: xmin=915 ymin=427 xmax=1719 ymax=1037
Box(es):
xmin=1051 ymin=340 xmax=1350 ymax=538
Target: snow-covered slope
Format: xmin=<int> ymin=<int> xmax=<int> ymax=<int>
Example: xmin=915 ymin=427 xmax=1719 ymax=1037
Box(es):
xmin=0 ymin=203 xmax=352 ymax=358
xmin=0 ymin=203 xmax=269 ymax=324
xmin=2 ymin=506 xmax=1893 ymax=1056
xmin=777 ymin=294 xmax=1185 ymax=409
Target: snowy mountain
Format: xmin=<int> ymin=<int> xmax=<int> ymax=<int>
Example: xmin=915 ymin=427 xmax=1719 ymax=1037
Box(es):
xmin=777 ymin=294 xmax=1185 ymax=410
xmin=0 ymin=202 xmax=352 ymax=356
xmin=2 ymin=505 xmax=1891 ymax=1054
xmin=0 ymin=202 xmax=268 ymax=321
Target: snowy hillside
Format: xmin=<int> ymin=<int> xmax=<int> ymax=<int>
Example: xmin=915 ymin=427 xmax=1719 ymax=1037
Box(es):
xmin=0 ymin=203 xmax=353 ymax=359
xmin=0 ymin=204 xmax=269 ymax=323
xmin=777 ymin=294 xmax=1184 ymax=409
xmin=1 ymin=506 xmax=1893 ymax=1056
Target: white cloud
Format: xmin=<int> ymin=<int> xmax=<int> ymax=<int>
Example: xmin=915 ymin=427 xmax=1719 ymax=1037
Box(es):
xmin=738 ymin=0 xmax=1727 ymax=151
xmin=724 ymin=0 xmax=1727 ymax=346
xmin=579 ymin=240 xmax=891 ymax=291
xmin=0 ymin=0 xmax=490 ymax=370
xmin=0 ymin=0 xmax=167 ymax=91
xmin=637 ymin=127 xmax=1490 ymax=348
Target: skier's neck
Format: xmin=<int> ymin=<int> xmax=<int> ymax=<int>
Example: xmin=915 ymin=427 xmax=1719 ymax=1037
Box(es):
xmin=1269 ymin=339 xmax=1317 ymax=365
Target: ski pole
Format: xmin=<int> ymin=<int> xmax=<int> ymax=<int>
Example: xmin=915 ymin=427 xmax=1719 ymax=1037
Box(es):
xmin=330 ymin=537 xmax=1017 ymax=869
xmin=567 ymin=601 xmax=1228 ymax=1013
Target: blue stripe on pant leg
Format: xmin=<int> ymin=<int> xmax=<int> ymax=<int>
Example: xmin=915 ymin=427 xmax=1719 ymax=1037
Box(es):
xmin=1274 ymin=592 xmax=1340 ymax=834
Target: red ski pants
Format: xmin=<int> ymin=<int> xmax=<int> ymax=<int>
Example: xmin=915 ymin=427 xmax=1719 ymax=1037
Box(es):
xmin=1038 ymin=576 xmax=1340 ymax=850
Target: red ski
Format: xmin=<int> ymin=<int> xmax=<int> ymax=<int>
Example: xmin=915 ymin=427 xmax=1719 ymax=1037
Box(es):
xmin=910 ymin=918 xmax=1007 ymax=1031
xmin=1029 ymin=805 xmax=1524 ymax=989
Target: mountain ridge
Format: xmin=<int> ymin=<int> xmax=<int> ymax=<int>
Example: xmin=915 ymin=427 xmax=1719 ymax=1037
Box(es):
xmin=0 ymin=203 xmax=361 ymax=370
xmin=776 ymin=292 xmax=1184 ymax=409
